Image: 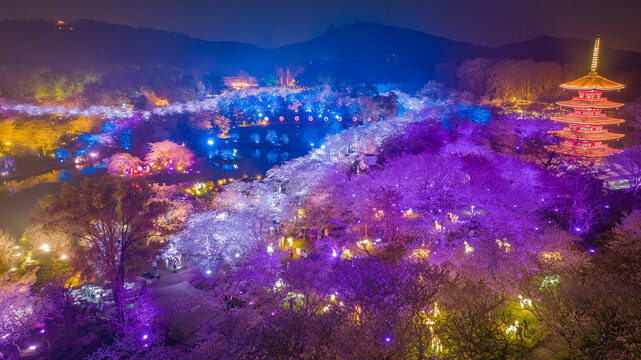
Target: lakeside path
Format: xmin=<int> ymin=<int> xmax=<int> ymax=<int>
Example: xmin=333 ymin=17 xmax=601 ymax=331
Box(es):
xmin=149 ymin=269 xmax=224 ymax=347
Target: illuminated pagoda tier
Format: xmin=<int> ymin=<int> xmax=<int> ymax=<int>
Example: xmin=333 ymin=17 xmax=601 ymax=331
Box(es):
xmin=547 ymin=37 xmax=625 ymax=166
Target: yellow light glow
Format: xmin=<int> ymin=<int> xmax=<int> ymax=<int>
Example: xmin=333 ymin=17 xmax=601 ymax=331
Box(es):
xmin=403 ymin=208 xmax=418 ymax=219
xmin=412 ymin=248 xmax=430 ymax=258
xmin=464 ymin=241 xmax=474 ymax=254
xmin=446 ymin=212 xmax=458 ymax=223
xmin=495 ymin=239 xmax=511 ymax=252
xmin=541 ymin=251 xmax=562 ymax=262
xmin=434 ymin=220 xmax=443 ymax=232
xmin=356 ymin=239 xmax=371 ymax=248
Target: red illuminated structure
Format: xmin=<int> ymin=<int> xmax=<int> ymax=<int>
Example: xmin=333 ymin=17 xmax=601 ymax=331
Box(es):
xmin=547 ymin=37 xmax=625 ymax=166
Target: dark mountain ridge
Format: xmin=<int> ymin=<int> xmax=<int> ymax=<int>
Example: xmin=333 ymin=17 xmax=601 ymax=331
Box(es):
xmin=0 ymin=19 xmax=639 ymax=85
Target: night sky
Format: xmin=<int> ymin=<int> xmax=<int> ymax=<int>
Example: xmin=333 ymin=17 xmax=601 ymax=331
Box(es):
xmin=1 ymin=0 xmax=640 ymax=51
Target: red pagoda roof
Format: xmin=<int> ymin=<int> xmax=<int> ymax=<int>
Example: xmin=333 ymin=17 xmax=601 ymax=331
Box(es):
xmin=546 ymin=144 xmax=622 ymax=158
xmin=551 ymin=114 xmax=625 ymax=125
xmin=556 ymin=98 xmax=623 ymax=109
xmin=548 ymin=130 xmax=624 ymax=141
xmin=560 ymin=73 xmax=625 ymax=91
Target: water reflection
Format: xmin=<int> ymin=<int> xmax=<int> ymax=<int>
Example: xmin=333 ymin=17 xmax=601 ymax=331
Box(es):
xmin=2 ymin=170 xmax=62 ymax=195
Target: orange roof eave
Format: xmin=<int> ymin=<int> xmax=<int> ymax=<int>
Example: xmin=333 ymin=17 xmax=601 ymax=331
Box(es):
xmin=560 ymin=73 xmax=625 ymax=91
xmin=547 ymin=145 xmax=622 ymax=158
xmin=550 ymin=115 xmax=625 ymax=125
xmin=549 ymin=130 xmax=625 ymax=141
xmin=556 ymin=100 xmax=623 ymax=109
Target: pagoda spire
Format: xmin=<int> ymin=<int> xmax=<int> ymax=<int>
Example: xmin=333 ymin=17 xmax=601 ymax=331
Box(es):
xmin=590 ymin=35 xmax=600 ymax=74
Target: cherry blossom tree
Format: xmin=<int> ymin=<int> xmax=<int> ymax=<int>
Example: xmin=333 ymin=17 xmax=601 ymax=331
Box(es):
xmin=144 ymin=140 xmax=195 ymax=170
xmin=164 ymin=210 xmax=258 ymax=270
xmin=107 ymin=153 xmax=143 ymax=175
xmin=0 ymin=270 xmax=50 ymax=356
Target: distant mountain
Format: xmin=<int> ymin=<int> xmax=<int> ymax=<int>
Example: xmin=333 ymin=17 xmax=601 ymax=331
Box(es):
xmin=0 ymin=19 xmax=269 ymax=74
xmin=273 ymin=22 xmax=486 ymax=83
xmin=0 ymin=19 xmax=639 ymax=85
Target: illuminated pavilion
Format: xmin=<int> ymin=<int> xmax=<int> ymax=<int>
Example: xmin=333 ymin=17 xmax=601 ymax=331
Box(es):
xmin=547 ymin=37 xmax=625 ymax=166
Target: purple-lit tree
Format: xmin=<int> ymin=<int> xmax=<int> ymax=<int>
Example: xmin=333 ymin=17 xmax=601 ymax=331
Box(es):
xmin=0 ymin=270 xmax=50 ymax=356
xmin=608 ymin=145 xmax=641 ymax=194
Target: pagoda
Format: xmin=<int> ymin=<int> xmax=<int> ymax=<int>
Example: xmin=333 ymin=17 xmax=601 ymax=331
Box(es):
xmin=547 ymin=37 xmax=625 ymax=166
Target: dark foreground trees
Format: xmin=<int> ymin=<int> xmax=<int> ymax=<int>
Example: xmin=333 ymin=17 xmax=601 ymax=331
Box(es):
xmin=34 ymin=176 xmax=169 ymax=308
